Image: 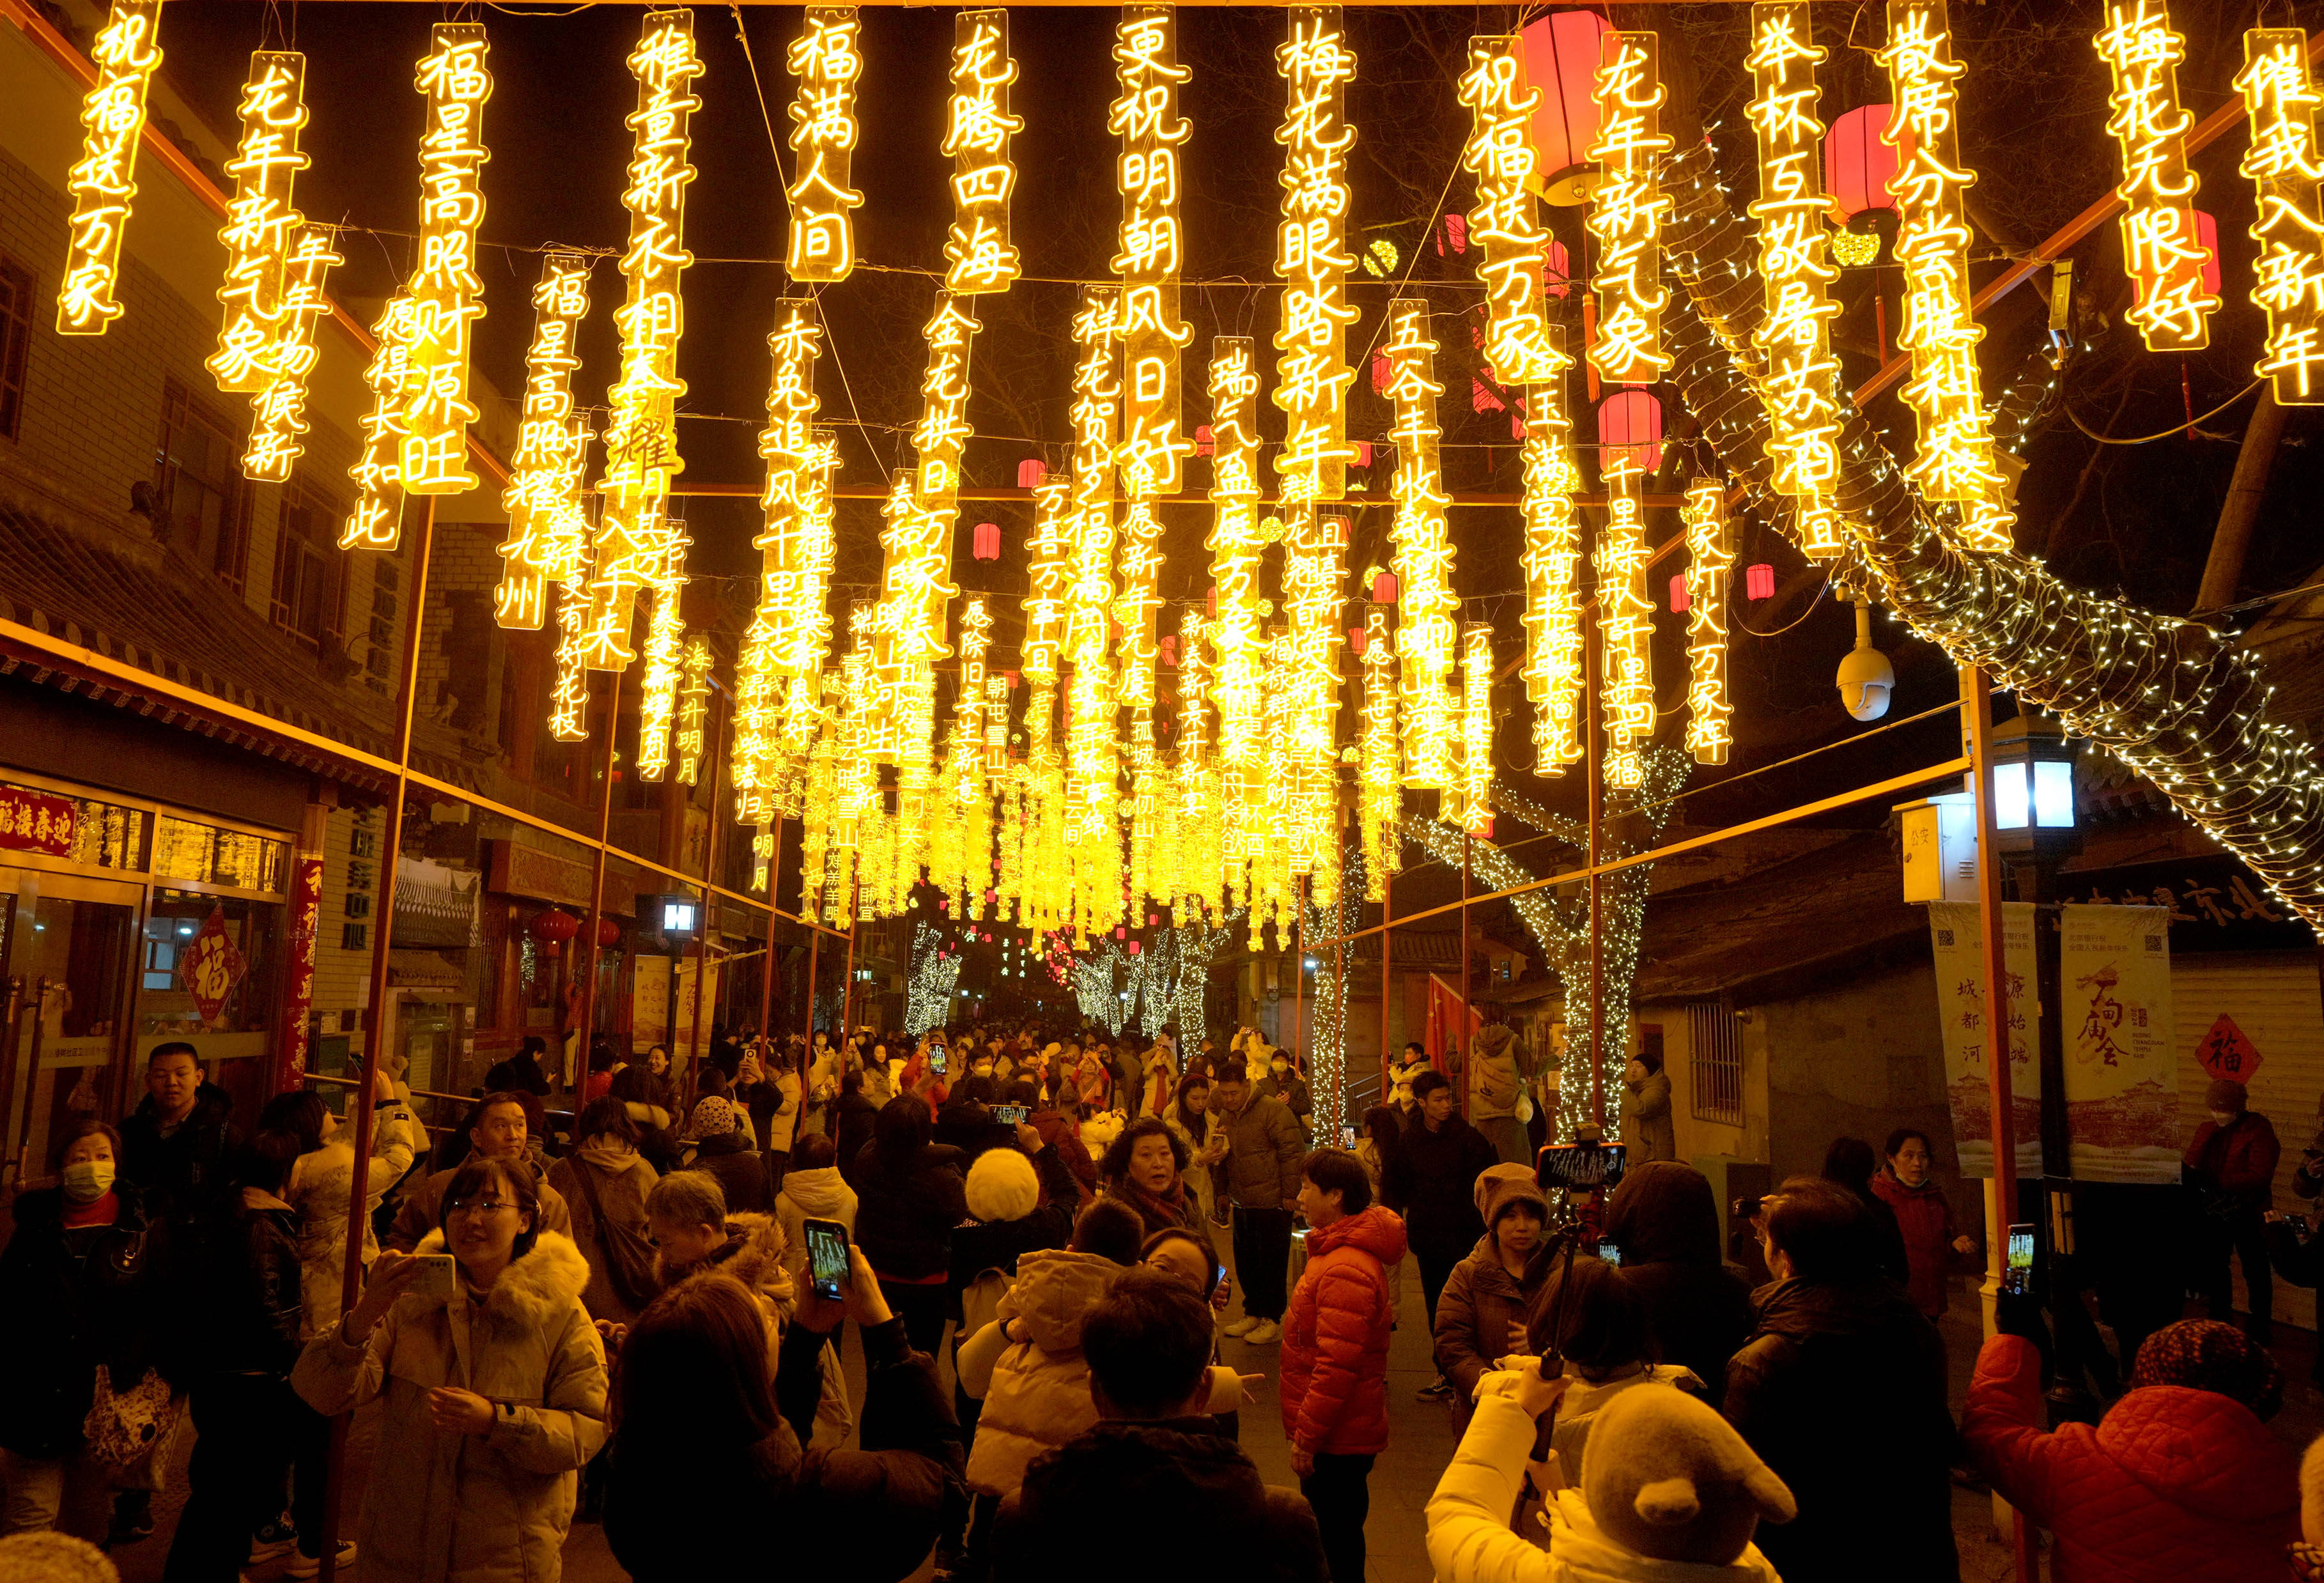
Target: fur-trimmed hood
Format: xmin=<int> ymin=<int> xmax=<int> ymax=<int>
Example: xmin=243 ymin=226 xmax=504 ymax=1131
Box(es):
xmin=662 ymin=1212 xmax=797 ymax=1313
xmin=410 ymin=1228 xmax=591 ymax=1327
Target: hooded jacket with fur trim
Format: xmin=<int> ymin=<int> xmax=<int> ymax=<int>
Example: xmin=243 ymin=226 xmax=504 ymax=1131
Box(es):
xmin=962 ymin=1247 xmax=1120 ymax=1497
xmin=290 ymin=1230 xmax=607 ymax=1583
xmin=1962 ymin=1333 xmax=2300 ymax=1582
xmin=1282 ymin=1205 xmax=1409 ymax=1456
xmin=664 ymin=1212 xmax=855 ymax=1450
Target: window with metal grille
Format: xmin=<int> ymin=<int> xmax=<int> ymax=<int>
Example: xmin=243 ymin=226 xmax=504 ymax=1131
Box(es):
xmin=270 ymin=480 xmax=345 ymax=649
xmin=0 ymin=254 xmax=31 ymax=441
xmin=1688 ymin=1001 xmax=1744 ymax=1127
xmin=154 ymin=380 xmax=252 ymax=590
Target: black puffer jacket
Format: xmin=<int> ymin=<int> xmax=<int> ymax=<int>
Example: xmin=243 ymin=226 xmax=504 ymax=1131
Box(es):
xmin=995 ymin=1417 xmax=1326 ymax=1582
xmin=1600 ymin=1161 xmax=1756 ymax=1400
xmin=119 ymin=1081 xmax=242 ymax=1226
xmin=1386 ymin=1115 xmax=1499 ymax=1264
xmin=196 ymin=1193 xmax=305 ymax=1377
xmin=852 ymin=1139 xmax=969 ymax=1281
xmin=1723 ymin=1275 xmax=1957 ymax=1583
xmin=0 ymin=1184 xmax=171 ymax=1458
xmin=690 ymin=1131 xmax=771 ymax=1214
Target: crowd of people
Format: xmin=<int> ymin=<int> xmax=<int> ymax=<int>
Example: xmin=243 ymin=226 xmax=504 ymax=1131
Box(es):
xmin=6 ymin=1028 xmax=2324 ymax=1583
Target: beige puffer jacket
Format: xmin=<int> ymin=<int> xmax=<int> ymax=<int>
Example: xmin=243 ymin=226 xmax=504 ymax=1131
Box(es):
xmin=962 ymin=1247 xmax=1120 ymax=1497
xmin=290 ymin=1230 xmax=607 ymax=1583
xmin=290 ymin=1096 xmax=420 ymax=1340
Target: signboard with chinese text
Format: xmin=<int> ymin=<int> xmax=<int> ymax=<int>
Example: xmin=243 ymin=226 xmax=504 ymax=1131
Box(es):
xmin=178 ymin=905 xmax=249 ymax=1026
xmin=2061 ymin=854 xmax=2307 ymax=954
xmin=2059 ymin=904 xmax=2179 ymax=1183
xmin=2194 ymin=1013 xmax=2262 ymax=1084
xmin=1927 ymin=902 xmax=2042 ymax=1178
xmin=275 ymin=855 xmax=324 ymax=1093
xmin=0 ymin=785 xmax=78 ymax=857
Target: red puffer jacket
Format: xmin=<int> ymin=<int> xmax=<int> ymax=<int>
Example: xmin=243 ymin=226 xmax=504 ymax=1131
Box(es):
xmin=1869 ymin=1168 xmax=1964 ymax=1319
xmin=1280 ymin=1205 xmax=1407 ymax=1457
xmin=1962 ymin=1334 xmax=2300 ymax=1583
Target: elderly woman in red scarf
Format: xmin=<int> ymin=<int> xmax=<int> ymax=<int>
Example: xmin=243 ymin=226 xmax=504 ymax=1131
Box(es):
xmin=1097 ymin=1117 xmax=1212 ymax=1253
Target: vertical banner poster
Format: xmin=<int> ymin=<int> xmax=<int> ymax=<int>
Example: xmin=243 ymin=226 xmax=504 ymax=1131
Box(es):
xmin=1927 ymin=901 xmax=2042 ymax=1177
xmin=2059 ymin=902 xmax=2179 ymax=1183
xmin=277 ymin=854 xmax=325 ymax=1094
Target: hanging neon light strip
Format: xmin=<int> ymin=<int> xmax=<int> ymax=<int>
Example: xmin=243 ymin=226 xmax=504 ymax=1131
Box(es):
xmin=1273 ymin=6 xmax=1358 ymax=504
xmin=210 ymin=51 xmax=309 ymax=396
xmin=1682 ymin=478 xmax=1734 ymax=766
xmin=1206 ymin=337 xmax=1263 ymax=912
xmin=240 ymin=225 xmax=340 ymax=484
xmin=1595 ymin=445 xmax=1654 ymax=790
xmin=1457 ymin=34 xmax=1562 ymax=387
xmin=786 ymin=6 xmax=864 ymax=283
xmin=1359 ymin=599 xmax=1399 ymax=900
xmin=945 ymin=9 xmax=1021 ymax=294
xmin=1383 ymin=299 xmax=1457 ymax=790
xmin=1746 ymin=2 xmax=1845 ymax=561
xmin=1879 ymin=0 xmax=2012 ymax=544
xmin=1459 ymin=623 xmax=1493 ymax=837
xmin=2238 ymin=30 xmax=2324 ymax=405
xmin=1586 ymin=30 xmax=1673 ymax=387
xmin=1284 ymin=509 xmax=1348 ymax=907
xmin=587 ymin=9 xmax=704 ymax=671
xmin=57 ymin=0 xmax=164 ymax=336
xmin=340 ymin=295 xmax=418 ymax=552
xmin=675 ymin=635 xmax=713 ymax=786
xmin=1021 ymin=472 xmax=1075 ymax=686
xmin=1519 ymin=350 xmax=1583 ymax=775
xmin=399 ymin=23 xmax=492 ymax=498
xmin=1114 ymin=4 xmax=1194 ymax=502
xmin=733 ymin=305 xmax=824 ymax=822
xmin=2095 ymin=1 xmax=2215 ymax=354
xmin=637 ymin=587 xmax=690 ymax=782
xmin=496 ymin=252 xmax=593 ymax=630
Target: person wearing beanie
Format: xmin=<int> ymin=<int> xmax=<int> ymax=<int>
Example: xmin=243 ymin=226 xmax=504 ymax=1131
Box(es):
xmin=1965 ymin=1311 xmax=2300 ymax=1582
xmin=2184 ymin=1077 xmax=2281 ymax=1342
xmin=1433 ymin=1168 xmax=1561 ymax=1432
xmin=685 ymin=1094 xmax=772 ymax=1215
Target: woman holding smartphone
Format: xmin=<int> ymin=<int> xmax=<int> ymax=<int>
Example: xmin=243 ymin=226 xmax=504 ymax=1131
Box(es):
xmin=291 ymin=1155 xmax=607 ymax=1583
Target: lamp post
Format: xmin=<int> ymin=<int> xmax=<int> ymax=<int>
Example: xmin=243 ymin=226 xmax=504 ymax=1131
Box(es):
xmin=646 ymin=892 xmax=700 ymax=1072
xmin=1987 ymin=713 xmax=2100 ymax=1424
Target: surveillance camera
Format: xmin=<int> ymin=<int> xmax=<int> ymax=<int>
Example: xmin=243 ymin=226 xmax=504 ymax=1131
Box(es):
xmin=1837 ymin=596 xmax=1895 ymax=722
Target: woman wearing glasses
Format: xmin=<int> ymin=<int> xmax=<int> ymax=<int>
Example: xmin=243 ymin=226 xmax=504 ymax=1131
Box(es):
xmin=292 ymin=1155 xmax=607 ymax=1583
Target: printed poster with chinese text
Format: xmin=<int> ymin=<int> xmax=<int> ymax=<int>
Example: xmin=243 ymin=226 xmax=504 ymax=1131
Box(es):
xmin=2058 ymin=904 xmax=2178 ymax=1184
xmin=1927 ymin=902 xmax=2042 ymax=1178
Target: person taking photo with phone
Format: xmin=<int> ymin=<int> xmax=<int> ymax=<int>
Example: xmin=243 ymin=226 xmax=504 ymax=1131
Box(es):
xmin=1432 ymin=1167 xmax=1560 ymax=1433
xmin=292 ymin=1156 xmax=607 ymax=1583
xmin=852 ymin=1096 xmax=970 ymax=1356
xmin=1598 ymin=1161 xmax=1757 ymax=1403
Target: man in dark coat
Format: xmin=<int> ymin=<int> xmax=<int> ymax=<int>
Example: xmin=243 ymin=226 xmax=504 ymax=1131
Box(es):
xmin=995 ymin=1268 xmax=1326 ymax=1583
xmin=1600 ymin=1159 xmax=1758 ymax=1402
xmin=119 ymin=1042 xmax=242 ymax=1228
xmin=1724 ymin=1178 xmax=1958 ymax=1583
xmin=1385 ymin=1069 xmax=1498 ymax=1400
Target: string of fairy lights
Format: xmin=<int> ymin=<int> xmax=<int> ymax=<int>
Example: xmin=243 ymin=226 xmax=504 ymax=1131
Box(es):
xmin=48 ymin=1 xmax=2324 ymax=1138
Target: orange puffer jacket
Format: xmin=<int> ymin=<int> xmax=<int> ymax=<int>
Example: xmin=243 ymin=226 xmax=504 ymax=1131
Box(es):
xmin=1280 ymin=1205 xmax=1408 ymax=1457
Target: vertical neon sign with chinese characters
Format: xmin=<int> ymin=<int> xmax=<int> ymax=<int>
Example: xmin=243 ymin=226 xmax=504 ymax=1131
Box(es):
xmin=1359 ymin=599 xmax=1399 ymax=900
xmin=1459 ymin=624 xmax=1493 ymax=837
xmin=1746 ymin=3 xmax=1845 ymax=561
xmin=1595 ymin=442 xmax=1654 ymax=791
xmin=209 ymin=52 xmax=309 ymax=396
xmin=787 ymin=8 xmax=864 ymax=283
xmin=340 ymin=296 xmax=418 ymax=552
xmin=945 ymin=10 xmax=1021 ymax=295
xmin=399 ymin=24 xmax=492 ymax=498
xmin=1206 ymin=337 xmax=1263 ymax=908
xmin=497 ymin=252 xmax=593 ymax=631
xmin=1273 ymin=8 xmax=1358 ymax=504
xmin=1457 ymin=35 xmax=1562 ymax=387
xmin=735 ymin=303 xmax=825 ymax=822
xmin=57 ymin=0 xmax=164 ymax=336
xmin=676 ymin=636 xmax=714 ymax=786
xmin=1682 ymin=479 xmax=1734 ymax=766
xmin=1519 ymin=347 xmax=1583 ymax=775
xmin=1113 ymin=6 xmax=1194 ymax=502
xmin=1383 ymin=300 xmax=1457 ymax=790
xmin=587 ymin=10 xmax=703 ymax=671
xmin=241 ymin=226 xmax=340 ymax=484
xmin=2238 ymin=31 xmax=2324 ymax=405
xmin=1586 ymin=31 xmax=1673 ymax=387
xmin=2095 ymin=1 xmax=2215 ymax=353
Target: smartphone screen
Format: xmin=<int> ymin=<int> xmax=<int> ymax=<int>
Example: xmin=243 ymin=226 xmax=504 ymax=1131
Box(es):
xmin=1597 ymin=1240 xmax=1622 ymax=1266
xmin=929 ymin=1046 xmax=948 ymax=1076
xmin=992 ymin=1102 xmax=1028 ymax=1126
xmin=410 ymin=1253 xmax=457 ymax=1304
xmin=2003 ymin=1222 xmax=2036 ymax=1295
xmin=1340 ymin=1125 xmax=1358 ymax=1150
xmin=1535 ymin=1142 xmax=1628 ymax=1193
xmin=804 ymin=1217 xmax=851 ymax=1302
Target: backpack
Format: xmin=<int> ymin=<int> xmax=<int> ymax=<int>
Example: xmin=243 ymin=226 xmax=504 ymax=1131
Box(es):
xmin=571 ymin=1161 xmax=662 ymax=1313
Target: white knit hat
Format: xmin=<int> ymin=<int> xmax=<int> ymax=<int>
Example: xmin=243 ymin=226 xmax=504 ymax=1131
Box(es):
xmin=966 ymin=1146 xmax=1041 ymax=1223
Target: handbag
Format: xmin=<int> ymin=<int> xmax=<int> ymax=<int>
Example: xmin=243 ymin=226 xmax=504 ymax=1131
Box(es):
xmin=82 ymin=1364 xmax=178 ymax=1469
xmin=571 ymin=1161 xmax=662 ymax=1313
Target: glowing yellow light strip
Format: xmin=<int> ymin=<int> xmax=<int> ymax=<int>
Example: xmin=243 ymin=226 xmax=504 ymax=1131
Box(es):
xmin=587 ymin=9 xmax=704 ymax=671
xmin=1021 ymin=472 xmax=1075 ymax=685
xmin=1273 ymin=6 xmax=1358 ymax=504
xmin=1459 ymin=623 xmax=1492 ymax=837
xmin=1175 ymin=608 xmax=1213 ymax=913
xmin=1114 ymin=4 xmax=1194 ymax=502
xmin=2238 ymin=30 xmax=2324 ymax=406
xmin=1879 ymin=0 xmax=2011 ymax=544
xmin=956 ymin=598 xmax=993 ymax=807
xmin=2096 ymin=1 xmax=2215 ymax=354
xmin=1519 ymin=353 xmax=1583 ymax=775
xmin=210 ymin=51 xmax=309 ymax=396
xmin=1384 ymin=298 xmax=1457 ymax=790
xmin=57 ymin=0 xmax=164 ymax=336
xmin=637 ymin=587 xmax=690 ymax=782
xmin=1586 ymin=30 xmax=1673 ymax=387
xmin=777 ymin=435 xmax=840 ymax=769
xmin=734 ymin=303 xmax=826 ymax=823
xmin=340 ymin=295 xmax=418 ymax=552
xmin=1682 ymin=477 xmax=1734 ymax=766
xmin=495 ymin=252 xmax=593 ymax=630
xmin=1284 ymin=509 xmax=1349 ymax=907
xmin=1358 ymin=598 xmax=1398 ymax=900
xmin=1066 ymin=288 xmax=1120 ymax=845
xmin=1595 ymin=447 xmax=1654 ymax=789
xmin=945 ymin=10 xmax=1021 ymax=295
xmin=676 ymin=635 xmax=713 ymax=785
xmin=1746 ymin=3 xmax=1845 ymax=562
xmin=786 ymin=6 xmax=864 ymax=284
xmin=399 ymin=23 xmax=492 ymax=498
xmin=548 ymin=570 xmax=594 ymax=745
xmin=1458 ymin=35 xmax=1562 ymax=387
xmin=240 ymin=224 xmax=340 ymax=484
xmin=1206 ymin=336 xmax=1263 ymax=911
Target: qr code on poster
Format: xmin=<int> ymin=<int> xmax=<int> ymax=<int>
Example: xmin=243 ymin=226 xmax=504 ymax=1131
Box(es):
xmin=2144 ymin=935 xmax=2164 ymax=952
xmin=1937 ymin=929 xmax=1955 ymax=947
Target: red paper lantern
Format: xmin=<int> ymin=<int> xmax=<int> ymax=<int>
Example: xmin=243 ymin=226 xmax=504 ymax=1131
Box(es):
xmin=1002 ymin=669 xmax=1019 ymax=688
xmin=972 ymin=521 xmax=1002 ymax=561
xmin=1521 ymin=10 xmax=1614 ymax=197
xmin=1437 ymin=212 xmax=1469 ymax=255
xmin=1669 ymin=575 xmax=1691 ymax=614
xmin=596 ymin=918 xmax=621 ymax=949
xmin=1195 ymin=424 xmax=1215 ymax=456
xmin=1597 ymin=390 xmax=1664 ymax=474
xmin=1542 ymin=237 xmax=1572 ymax=299
xmin=1160 ymin=635 xmax=1177 ymax=667
xmin=1352 ymin=440 xmax=1374 ymax=468
xmin=2192 ymin=209 xmax=2222 ymax=296
xmin=527 ymin=909 xmax=578 ymax=959
xmin=1473 ymin=377 xmax=1507 ymax=415
xmin=1746 ymin=563 xmax=1776 ymax=601
xmin=1127 ymin=940 xmax=1142 ymax=955
xmin=1370 ymin=350 xmax=1392 ymax=395
xmin=1372 ymin=568 xmax=1398 ymax=604
xmin=1349 ymin=624 xmax=1367 ymax=655
xmin=1016 ymin=458 xmax=1046 ymax=488
xmin=1825 ymin=104 xmax=1900 ymax=220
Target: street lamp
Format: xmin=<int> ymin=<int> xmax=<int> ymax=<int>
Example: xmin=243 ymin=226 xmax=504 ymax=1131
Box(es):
xmin=644 ymin=893 xmax=700 ymax=1073
xmin=1988 ymin=713 xmax=2082 ymax=867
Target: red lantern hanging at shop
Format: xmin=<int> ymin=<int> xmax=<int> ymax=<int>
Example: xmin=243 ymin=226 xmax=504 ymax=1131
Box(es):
xmin=1520 ymin=8 xmax=1614 ymax=206
xmin=596 ymin=917 xmax=622 ymax=949
xmin=527 ymin=908 xmax=579 ymax=958
xmin=1825 ymin=104 xmax=1901 ymax=222
xmin=1597 ymin=389 xmax=1664 ymax=474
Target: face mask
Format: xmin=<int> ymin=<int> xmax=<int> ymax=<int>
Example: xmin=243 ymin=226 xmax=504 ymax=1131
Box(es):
xmin=2212 ymin=1111 xmax=2238 ymax=1129
xmin=63 ymin=1159 xmax=116 ymax=1203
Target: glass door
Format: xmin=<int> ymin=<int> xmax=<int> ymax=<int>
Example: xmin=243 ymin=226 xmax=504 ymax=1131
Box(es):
xmin=0 ymin=869 xmax=139 ymax=1196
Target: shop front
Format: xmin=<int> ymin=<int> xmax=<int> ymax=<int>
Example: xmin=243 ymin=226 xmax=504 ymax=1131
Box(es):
xmin=0 ymin=772 xmax=293 ymax=1194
